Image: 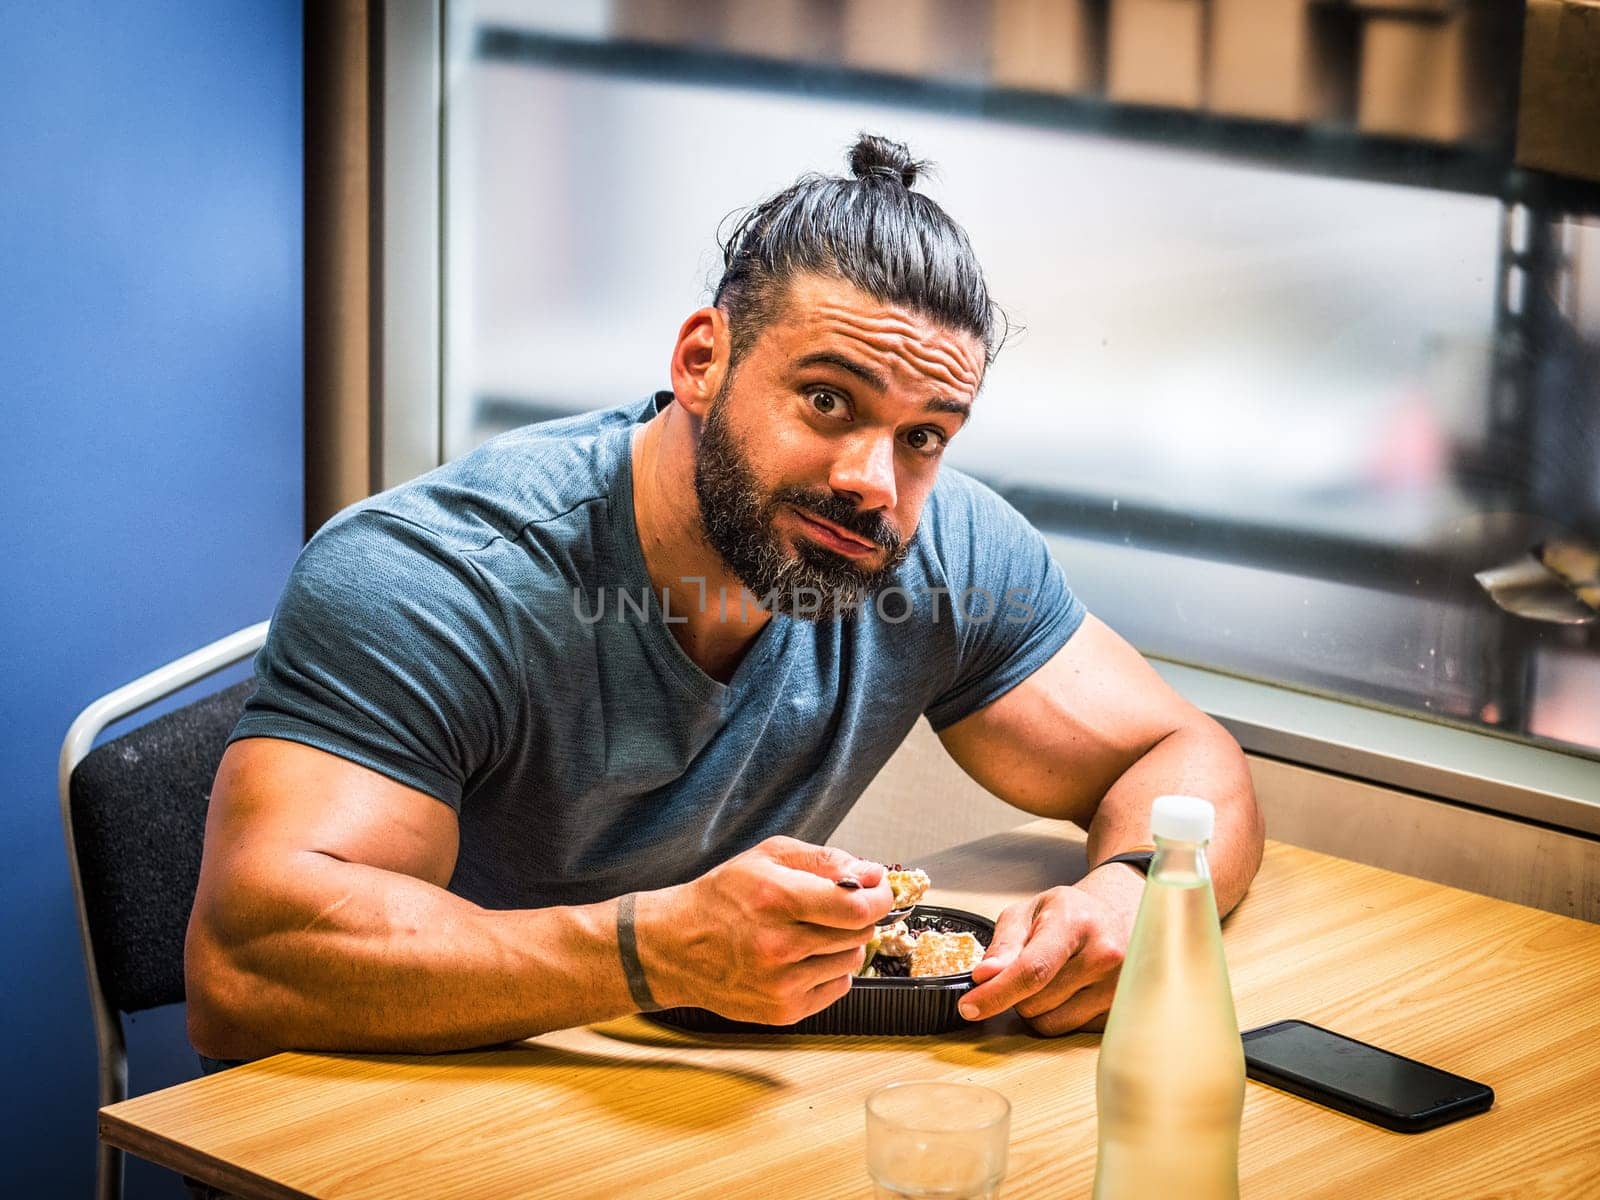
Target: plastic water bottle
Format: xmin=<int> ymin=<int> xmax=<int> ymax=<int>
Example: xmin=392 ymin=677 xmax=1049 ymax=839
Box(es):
xmin=1093 ymin=795 xmax=1244 ymax=1200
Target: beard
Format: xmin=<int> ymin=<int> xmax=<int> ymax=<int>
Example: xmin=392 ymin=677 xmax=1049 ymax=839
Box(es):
xmin=693 ymin=388 xmax=911 ymax=619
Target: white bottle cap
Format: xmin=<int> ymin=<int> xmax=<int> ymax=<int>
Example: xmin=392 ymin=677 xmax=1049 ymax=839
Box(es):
xmin=1150 ymin=794 xmax=1215 ymax=843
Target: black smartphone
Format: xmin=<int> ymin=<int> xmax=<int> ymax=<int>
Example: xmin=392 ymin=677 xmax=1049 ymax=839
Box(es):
xmin=1241 ymin=1020 xmax=1493 ymax=1133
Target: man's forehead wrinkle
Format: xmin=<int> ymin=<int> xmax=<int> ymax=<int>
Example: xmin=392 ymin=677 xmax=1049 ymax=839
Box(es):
xmin=773 ymin=276 xmax=985 ymax=388
xmin=802 ymin=302 xmax=983 ymax=394
xmin=809 ymin=300 xmax=927 ymax=346
xmin=899 ymin=337 xmax=982 ymax=392
xmin=826 ymin=327 xmax=975 ymax=396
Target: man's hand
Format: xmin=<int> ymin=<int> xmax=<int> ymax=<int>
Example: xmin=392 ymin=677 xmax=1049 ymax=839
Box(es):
xmin=957 ymin=864 xmax=1144 ymax=1035
xmin=638 ymin=837 xmax=894 ymax=1025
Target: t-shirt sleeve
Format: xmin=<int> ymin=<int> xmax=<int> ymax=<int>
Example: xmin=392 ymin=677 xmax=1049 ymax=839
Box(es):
xmin=230 ymin=510 xmax=519 ymax=809
xmin=922 ymin=477 xmax=1086 ymax=732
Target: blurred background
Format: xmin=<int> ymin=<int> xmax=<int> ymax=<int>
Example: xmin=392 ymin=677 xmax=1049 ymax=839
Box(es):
xmin=439 ymin=0 xmax=1600 ymax=759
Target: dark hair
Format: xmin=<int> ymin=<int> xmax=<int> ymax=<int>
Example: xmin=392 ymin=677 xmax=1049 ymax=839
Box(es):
xmin=713 ymin=133 xmax=1004 ymax=372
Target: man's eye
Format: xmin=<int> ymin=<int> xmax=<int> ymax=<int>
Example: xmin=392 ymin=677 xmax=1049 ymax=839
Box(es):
xmin=809 ymin=390 xmax=848 ymax=419
xmin=905 ymin=427 xmax=947 ymax=455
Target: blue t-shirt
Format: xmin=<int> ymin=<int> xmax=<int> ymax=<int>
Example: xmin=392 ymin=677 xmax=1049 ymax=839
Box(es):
xmin=232 ymin=393 xmax=1084 ymax=909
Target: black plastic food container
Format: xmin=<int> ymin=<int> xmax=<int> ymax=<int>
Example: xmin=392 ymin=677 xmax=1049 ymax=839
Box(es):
xmin=645 ymin=905 xmax=995 ymax=1037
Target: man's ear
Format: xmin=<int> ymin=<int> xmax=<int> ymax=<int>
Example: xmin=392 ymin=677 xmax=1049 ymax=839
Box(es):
xmin=670 ymin=306 xmax=730 ymax=417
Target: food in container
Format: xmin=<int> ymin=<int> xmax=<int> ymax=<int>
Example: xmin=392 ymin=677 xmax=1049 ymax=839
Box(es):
xmin=647 ymin=906 xmax=995 ymax=1036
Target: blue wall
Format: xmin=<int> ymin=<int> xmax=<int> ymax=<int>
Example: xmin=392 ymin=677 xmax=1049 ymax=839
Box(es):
xmin=0 ymin=3 xmax=303 ymax=1194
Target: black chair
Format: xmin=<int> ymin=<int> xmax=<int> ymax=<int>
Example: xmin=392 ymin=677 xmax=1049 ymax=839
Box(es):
xmin=59 ymin=623 xmax=268 ymax=1200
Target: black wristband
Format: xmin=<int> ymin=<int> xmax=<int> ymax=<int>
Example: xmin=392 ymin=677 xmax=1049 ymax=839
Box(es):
xmin=1095 ymin=849 xmax=1156 ymax=876
xmin=615 ymin=892 xmax=660 ymax=1012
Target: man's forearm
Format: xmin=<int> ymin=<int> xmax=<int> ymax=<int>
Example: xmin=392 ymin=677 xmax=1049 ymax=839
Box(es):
xmin=187 ymin=853 xmax=640 ymax=1058
xmin=1082 ymin=716 xmax=1263 ymax=915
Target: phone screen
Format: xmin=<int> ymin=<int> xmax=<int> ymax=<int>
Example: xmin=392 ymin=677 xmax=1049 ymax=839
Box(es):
xmin=1242 ymin=1021 xmax=1491 ymax=1127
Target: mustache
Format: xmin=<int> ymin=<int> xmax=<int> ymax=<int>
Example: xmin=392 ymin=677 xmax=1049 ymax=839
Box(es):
xmin=772 ymin=486 xmax=902 ymax=551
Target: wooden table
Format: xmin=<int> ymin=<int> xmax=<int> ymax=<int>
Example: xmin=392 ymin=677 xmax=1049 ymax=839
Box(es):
xmin=104 ymin=820 xmax=1600 ymax=1198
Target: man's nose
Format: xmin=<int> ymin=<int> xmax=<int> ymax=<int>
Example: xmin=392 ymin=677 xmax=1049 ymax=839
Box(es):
xmin=828 ymin=431 xmax=898 ymax=515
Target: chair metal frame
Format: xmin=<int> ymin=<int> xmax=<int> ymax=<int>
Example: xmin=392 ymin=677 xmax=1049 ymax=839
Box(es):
xmin=59 ymin=621 xmax=269 ymax=1200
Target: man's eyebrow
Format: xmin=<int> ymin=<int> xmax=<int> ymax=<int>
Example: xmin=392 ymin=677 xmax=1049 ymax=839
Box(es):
xmin=793 ymin=351 xmax=888 ymax=393
xmin=924 ymin=396 xmax=971 ymax=423
xmin=793 ymin=351 xmax=971 ymax=424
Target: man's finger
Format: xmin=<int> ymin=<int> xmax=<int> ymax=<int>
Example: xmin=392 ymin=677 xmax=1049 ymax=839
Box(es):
xmin=1014 ymin=968 xmax=1099 ymax=1022
xmin=1021 ymin=977 xmax=1118 ymax=1037
xmin=962 ymin=901 xmax=1032 ymax=990
xmin=791 ymin=944 xmax=872 ymax=992
xmin=960 ymin=912 xmax=1087 ymax=1021
xmin=779 ymin=922 xmax=880 ymax=960
xmin=983 ymin=901 xmax=1033 ymax=961
xmin=774 ymin=867 xmax=892 ymax=928
xmin=796 ymin=969 xmax=856 ymax=1019
xmin=761 ymin=837 xmax=883 ymax=886
xmin=964 ymin=943 xmax=1079 ymax=1021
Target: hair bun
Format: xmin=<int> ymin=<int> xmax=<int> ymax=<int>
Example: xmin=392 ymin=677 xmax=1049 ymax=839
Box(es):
xmin=848 ymin=133 xmax=925 ymax=188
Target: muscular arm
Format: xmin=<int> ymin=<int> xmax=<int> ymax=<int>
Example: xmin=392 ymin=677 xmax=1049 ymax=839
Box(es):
xmin=186 ymin=738 xmax=889 ymax=1059
xmin=938 ymin=613 xmax=1262 ymax=911
xmin=936 ymin=614 xmax=1264 ymax=1033
xmin=184 ymin=738 xmax=638 ymax=1058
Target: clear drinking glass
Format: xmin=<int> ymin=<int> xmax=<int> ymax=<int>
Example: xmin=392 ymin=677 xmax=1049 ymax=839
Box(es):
xmin=865 ymin=1080 xmax=1011 ymax=1199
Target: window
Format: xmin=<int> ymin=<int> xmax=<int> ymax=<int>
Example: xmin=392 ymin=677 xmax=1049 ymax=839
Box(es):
xmin=436 ymin=1 xmax=1600 ymax=772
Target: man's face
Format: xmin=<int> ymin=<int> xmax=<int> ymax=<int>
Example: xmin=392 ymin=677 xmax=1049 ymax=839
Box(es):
xmin=693 ymin=273 xmax=985 ymax=617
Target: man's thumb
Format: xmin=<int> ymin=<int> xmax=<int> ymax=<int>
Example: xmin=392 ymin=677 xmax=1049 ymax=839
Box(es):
xmin=978 ymin=904 xmax=1030 ymax=970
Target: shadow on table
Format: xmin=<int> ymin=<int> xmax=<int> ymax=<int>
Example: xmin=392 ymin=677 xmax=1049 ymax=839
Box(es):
xmin=592 ymin=1014 xmax=1101 ymax=1065
xmin=247 ymin=1041 xmax=787 ymax=1130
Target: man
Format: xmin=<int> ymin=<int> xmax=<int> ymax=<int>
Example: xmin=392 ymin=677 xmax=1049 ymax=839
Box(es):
xmin=186 ymin=134 xmax=1262 ymax=1061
